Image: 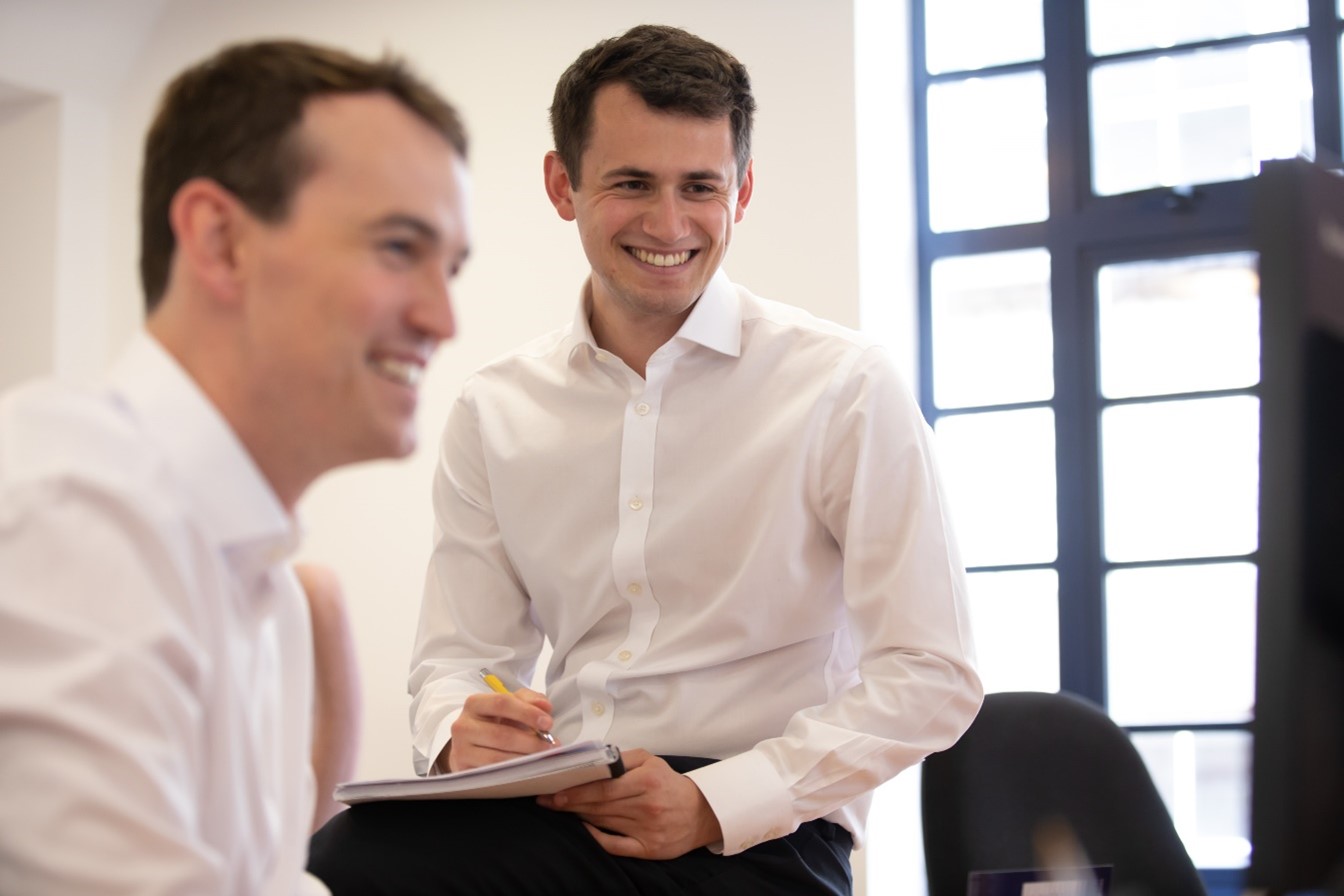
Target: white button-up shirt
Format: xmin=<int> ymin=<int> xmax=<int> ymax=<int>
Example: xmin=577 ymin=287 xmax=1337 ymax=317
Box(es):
xmin=0 ymin=334 xmax=328 ymax=895
xmin=410 ymin=270 xmax=982 ymax=855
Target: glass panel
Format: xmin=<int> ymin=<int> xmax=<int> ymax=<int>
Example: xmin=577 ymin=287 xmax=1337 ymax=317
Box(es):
xmin=935 ymin=408 xmax=1057 ymax=567
xmin=1098 ymin=252 xmax=1260 ymax=399
xmin=1106 ymin=562 xmax=1257 ymax=726
xmin=1087 ymin=0 xmax=1307 ymax=56
xmin=932 ymin=249 xmax=1053 ymax=408
xmin=1133 ymin=730 xmax=1252 ymax=869
xmin=1091 ymin=39 xmax=1313 ymax=196
xmin=1102 ymin=396 xmax=1259 ymax=562
xmin=925 ymin=0 xmax=1044 ymax=74
xmin=928 ymin=72 xmax=1049 ymax=231
xmin=966 ymin=569 xmax=1060 ymax=693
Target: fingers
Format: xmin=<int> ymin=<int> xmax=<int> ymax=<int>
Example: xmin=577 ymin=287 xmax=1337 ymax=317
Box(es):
xmin=535 ymin=752 xmax=722 ymax=860
xmin=446 ymin=691 xmax=556 ymax=771
xmin=472 ymin=689 xmax=554 ymax=732
xmin=583 ymin=822 xmax=647 ymax=858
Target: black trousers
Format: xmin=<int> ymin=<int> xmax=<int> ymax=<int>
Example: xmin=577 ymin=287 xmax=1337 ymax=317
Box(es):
xmin=307 ymin=757 xmax=853 ymax=896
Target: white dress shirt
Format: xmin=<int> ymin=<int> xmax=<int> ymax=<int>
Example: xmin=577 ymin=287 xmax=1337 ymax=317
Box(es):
xmin=0 ymin=333 xmax=328 ymax=896
xmin=409 ymin=270 xmax=983 ymax=855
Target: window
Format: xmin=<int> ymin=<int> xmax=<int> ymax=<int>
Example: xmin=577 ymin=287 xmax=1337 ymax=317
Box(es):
xmin=909 ymin=0 xmax=1341 ymax=885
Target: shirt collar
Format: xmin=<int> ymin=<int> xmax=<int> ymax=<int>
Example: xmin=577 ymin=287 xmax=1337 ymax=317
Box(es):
xmin=105 ymin=332 xmax=301 ymax=577
xmin=566 ymin=268 xmax=742 ymax=363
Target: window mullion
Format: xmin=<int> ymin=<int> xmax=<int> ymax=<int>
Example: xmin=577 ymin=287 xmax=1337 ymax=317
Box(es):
xmin=1043 ymin=0 xmax=1107 ymax=706
xmin=1309 ymin=0 xmax=1343 ymax=161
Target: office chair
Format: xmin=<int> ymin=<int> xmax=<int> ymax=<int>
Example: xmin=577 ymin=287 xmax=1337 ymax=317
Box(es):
xmin=921 ymin=690 xmax=1207 ymax=896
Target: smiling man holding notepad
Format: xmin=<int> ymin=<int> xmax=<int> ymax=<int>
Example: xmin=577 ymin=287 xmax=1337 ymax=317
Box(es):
xmin=308 ymin=23 xmax=982 ymax=896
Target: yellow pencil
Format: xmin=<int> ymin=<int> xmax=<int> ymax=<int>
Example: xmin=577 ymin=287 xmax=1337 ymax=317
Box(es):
xmin=478 ymin=668 xmax=557 ymax=745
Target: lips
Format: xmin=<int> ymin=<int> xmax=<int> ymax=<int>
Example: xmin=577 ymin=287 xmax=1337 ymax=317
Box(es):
xmin=629 ymin=247 xmax=693 ymax=267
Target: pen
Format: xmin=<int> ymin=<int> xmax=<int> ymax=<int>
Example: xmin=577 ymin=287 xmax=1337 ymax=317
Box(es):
xmin=479 ymin=668 xmax=557 ymax=745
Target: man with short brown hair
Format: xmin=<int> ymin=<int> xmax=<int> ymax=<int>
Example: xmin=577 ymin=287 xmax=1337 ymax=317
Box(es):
xmin=0 ymin=39 xmax=471 ymax=895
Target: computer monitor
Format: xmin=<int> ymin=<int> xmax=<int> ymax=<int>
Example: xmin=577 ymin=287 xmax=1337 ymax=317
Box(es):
xmin=1248 ymin=157 xmax=1344 ymax=894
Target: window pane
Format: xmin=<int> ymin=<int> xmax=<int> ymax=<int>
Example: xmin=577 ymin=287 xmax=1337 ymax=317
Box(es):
xmin=966 ymin=569 xmax=1060 ymax=693
xmin=1102 ymin=396 xmax=1259 ymax=562
xmin=1091 ymin=39 xmax=1313 ymax=196
xmin=935 ymin=408 xmax=1057 ymax=567
xmin=1087 ymin=0 xmax=1307 ymax=56
xmin=928 ymin=72 xmax=1048 ymax=231
xmin=1133 ymin=730 xmax=1252 ymax=869
xmin=932 ymin=249 xmax=1053 ymax=408
xmin=925 ymin=0 xmax=1043 ymax=74
xmin=1107 ymin=562 xmax=1257 ymax=725
xmin=1098 ymin=252 xmax=1260 ymax=399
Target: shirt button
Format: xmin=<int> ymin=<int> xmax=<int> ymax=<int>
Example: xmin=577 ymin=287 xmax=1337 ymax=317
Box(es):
xmin=618 ymin=649 xmax=633 ymax=662
xmin=635 ymin=402 xmax=651 ymax=415
xmin=592 ymin=702 xmax=606 ymax=716
xmin=628 ymin=496 xmax=644 ymax=510
xmin=627 ymin=582 xmax=642 ymax=595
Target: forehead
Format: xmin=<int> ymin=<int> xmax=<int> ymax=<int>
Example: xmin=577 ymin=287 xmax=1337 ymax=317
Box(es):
xmin=297 ymin=91 xmax=454 ymax=176
xmin=287 ymin=92 xmax=469 ymax=232
xmin=583 ymin=82 xmax=735 ymax=177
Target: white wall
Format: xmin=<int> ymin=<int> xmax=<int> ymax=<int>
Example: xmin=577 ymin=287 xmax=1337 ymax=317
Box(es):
xmin=0 ymin=0 xmax=925 ymax=889
xmin=0 ymin=0 xmax=164 ymax=385
xmin=0 ymin=91 xmax=58 ymax=390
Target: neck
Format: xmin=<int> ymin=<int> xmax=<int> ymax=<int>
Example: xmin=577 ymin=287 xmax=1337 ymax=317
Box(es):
xmin=147 ymin=309 xmax=309 ymax=512
xmin=584 ymin=284 xmax=691 ymax=379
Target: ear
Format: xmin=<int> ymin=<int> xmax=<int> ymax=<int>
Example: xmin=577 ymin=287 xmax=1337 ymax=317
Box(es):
xmin=167 ymin=177 xmax=247 ymax=304
xmin=733 ymin=158 xmax=755 ymax=224
xmin=543 ymin=151 xmax=577 ymax=222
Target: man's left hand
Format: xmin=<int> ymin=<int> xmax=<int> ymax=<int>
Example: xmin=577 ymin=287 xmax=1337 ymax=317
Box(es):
xmin=535 ymin=749 xmax=723 ymax=860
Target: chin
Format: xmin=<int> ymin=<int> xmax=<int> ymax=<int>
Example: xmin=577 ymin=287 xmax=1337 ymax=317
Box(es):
xmin=356 ymin=425 xmax=419 ymax=463
xmin=385 ymin=431 xmax=419 ymax=459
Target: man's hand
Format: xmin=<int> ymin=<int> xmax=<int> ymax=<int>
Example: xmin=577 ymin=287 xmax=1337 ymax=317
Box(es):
xmin=535 ymin=749 xmax=724 ymax=860
xmin=442 ymin=687 xmax=556 ymax=772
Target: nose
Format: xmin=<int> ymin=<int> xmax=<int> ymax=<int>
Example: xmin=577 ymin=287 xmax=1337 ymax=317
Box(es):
xmin=641 ymin=189 xmax=691 ymax=244
xmin=408 ymin=269 xmax=457 ymax=343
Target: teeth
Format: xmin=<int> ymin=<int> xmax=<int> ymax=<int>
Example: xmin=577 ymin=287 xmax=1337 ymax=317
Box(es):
xmin=631 ymin=247 xmax=691 ymax=267
xmin=372 ymin=357 xmax=423 ymax=387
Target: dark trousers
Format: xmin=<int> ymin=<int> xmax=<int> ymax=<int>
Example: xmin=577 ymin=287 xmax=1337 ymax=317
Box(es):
xmin=307 ymin=757 xmax=853 ymax=896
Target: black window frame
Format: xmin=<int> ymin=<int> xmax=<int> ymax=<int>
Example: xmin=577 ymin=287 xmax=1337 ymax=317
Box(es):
xmin=909 ymin=0 xmax=1344 ymax=884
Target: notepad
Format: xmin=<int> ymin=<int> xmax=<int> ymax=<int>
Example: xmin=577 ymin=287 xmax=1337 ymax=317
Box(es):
xmin=333 ymin=741 xmax=624 ymax=804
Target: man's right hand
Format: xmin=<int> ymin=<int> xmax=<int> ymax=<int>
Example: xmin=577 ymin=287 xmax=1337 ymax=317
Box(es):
xmin=441 ymin=687 xmax=556 ymax=772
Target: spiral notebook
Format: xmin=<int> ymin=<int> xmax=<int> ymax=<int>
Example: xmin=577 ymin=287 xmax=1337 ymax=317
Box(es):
xmin=333 ymin=741 xmax=624 ymax=804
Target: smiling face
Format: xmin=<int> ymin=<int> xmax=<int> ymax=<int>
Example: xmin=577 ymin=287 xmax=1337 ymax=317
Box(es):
xmin=236 ymin=91 xmax=471 ymax=484
xmin=545 ymin=82 xmax=753 ymax=349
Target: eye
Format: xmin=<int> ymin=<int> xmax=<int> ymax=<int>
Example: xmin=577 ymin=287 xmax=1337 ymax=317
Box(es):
xmin=615 ymin=180 xmax=649 ymax=192
xmin=379 ymin=238 xmax=420 ymax=266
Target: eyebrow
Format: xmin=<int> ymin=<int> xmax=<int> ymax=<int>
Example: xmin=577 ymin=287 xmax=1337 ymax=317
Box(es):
xmin=369 ymin=214 xmax=439 ymax=239
xmin=603 ymin=166 xmax=728 ymax=183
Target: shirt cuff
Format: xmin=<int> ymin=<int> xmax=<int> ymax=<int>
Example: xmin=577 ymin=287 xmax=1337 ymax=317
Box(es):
xmin=416 ymin=709 xmax=461 ymax=776
xmin=685 ymin=750 xmax=796 ymax=856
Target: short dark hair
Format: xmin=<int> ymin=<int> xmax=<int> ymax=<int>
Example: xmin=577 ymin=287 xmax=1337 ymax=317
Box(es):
xmin=549 ymin=24 xmax=755 ymax=188
xmin=139 ymin=39 xmax=468 ymax=312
